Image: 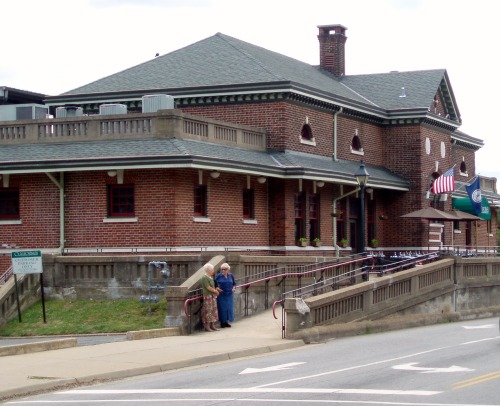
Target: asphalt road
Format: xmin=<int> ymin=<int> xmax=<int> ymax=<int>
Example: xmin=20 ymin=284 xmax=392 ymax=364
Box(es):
xmin=5 ymin=317 xmax=499 ymax=405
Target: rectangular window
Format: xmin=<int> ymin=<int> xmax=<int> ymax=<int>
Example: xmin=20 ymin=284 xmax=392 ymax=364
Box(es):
xmin=243 ymin=189 xmax=255 ymax=219
xmin=294 ymin=192 xmax=305 ymax=241
xmin=194 ymin=185 xmax=207 ymax=216
xmin=0 ymin=188 xmax=20 ymax=219
xmin=309 ymin=193 xmax=319 ymax=240
xmin=108 ymin=184 xmax=135 ymax=217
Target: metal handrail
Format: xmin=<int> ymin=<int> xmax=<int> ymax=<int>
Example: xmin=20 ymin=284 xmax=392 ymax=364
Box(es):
xmin=0 ymin=266 xmax=13 ymax=285
xmin=183 ymin=295 xmax=203 ymax=317
xmin=369 ymin=253 xmax=439 ymax=277
xmin=183 ymin=255 xmax=366 ymax=317
xmin=282 ymin=267 xmax=364 ymax=299
xmin=272 ymin=300 xmax=282 ymax=320
xmin=281 ymin=253 xmax=441 ymax=300
xmin=441 ymin=245 xmax=500 ymax=257
xmin=236 ymin=256 xmax=366 ymax=289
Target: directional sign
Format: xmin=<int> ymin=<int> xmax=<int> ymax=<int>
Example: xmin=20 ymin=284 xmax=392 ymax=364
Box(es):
xmin=392 ymin=362 xmax=473 ymax=374
xmin=239 ymin=362 xmax=306 ymax=375
xmin=11 ymin=250 xmax=43 ymax=275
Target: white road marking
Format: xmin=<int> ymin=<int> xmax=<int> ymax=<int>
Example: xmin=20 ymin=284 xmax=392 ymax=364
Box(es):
xmin=8 ymin=400 xmax=499 ymax=405
xmin=253 ymin=337 xmax=499 ymax=388
xmin=59 ymin=388 xmax=440 ymax=396
xmin=240 ymin=362 xmax=306 ymax=374
xmin=462 ymin=324 xmax=496 ymax=329
xmin=392 ymin=362 xmax=473 ymax=373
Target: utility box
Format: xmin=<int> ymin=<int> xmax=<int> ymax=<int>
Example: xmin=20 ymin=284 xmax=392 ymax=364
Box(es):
xmin=142 ymin=94 xmax=174 ymax=113
xmin=0 ymin=104 xmax=49 ymax=121
xmin=99 ymin=103 xmax=127 ymax=115
xmin=55 ymin=106 xmax=84 ymax=118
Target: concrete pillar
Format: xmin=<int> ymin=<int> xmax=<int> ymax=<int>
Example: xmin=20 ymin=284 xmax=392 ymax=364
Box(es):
xmin=164 ymin=285 xmax=189 ymax=333
xmin=284 ymin=297 xmax=312 ymax=334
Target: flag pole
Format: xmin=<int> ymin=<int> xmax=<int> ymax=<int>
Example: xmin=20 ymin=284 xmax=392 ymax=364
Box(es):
xmin=453 ymin=174 xmax=479 ymax=193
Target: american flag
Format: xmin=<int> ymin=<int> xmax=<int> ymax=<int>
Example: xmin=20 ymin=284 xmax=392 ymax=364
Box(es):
xmin=432 ymin=166 xmax=455 ymax=194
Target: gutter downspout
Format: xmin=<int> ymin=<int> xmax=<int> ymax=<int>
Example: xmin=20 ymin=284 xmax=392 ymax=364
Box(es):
xmin=332 ymin=186 xmax=360 ymax=257
xmin=333 ymin=107 xmax=343 ymax=162
xmin=46 ymin=172 xmax=64 ymax=253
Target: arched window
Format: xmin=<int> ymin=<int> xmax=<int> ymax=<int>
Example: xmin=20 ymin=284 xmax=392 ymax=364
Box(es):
xmin=429 ymin=172 xmax=440 ymax=191
xmin=351 ymin=135 xmax=362 ymax=152
xmin=460 ymin=161 xmax=467 ymax=175
xmin=301 ymin=124 xmax=313 ymax=141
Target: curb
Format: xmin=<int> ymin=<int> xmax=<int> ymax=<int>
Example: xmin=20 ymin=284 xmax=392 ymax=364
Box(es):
xmin=126 ymin=327 xmax=181 ymax=340
xmin=0 ymin=338 xmax=77 ymax=357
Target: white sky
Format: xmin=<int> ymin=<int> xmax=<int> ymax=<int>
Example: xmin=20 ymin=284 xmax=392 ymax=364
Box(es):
xmin=2 ymin=0 xmax=498 ymax=189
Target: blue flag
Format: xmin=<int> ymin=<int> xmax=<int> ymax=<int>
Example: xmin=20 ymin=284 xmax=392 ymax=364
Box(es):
xmin=465 ymin=177 xmax=482 ymax=215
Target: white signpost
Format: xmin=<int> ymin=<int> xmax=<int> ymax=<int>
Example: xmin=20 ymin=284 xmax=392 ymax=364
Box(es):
xmin=12 ymin=250 xmax=43 ymax=275
xmin=11 ymin=250 xmax=46 ymax=323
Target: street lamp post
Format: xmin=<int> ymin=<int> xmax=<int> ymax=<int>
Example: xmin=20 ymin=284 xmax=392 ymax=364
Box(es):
xmin=354 ymin=160 xmax=370 ymax=254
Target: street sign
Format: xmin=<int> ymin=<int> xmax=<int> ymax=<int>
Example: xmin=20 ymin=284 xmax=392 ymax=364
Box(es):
xmin=11 ymin=250 xmax=43 ymax=274
xmin=11 ymin=250 xmax=47 ymax=323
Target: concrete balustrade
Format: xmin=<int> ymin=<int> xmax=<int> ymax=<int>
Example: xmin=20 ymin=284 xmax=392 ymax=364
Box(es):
xmin=284 ymin=257 xmax=500 ymax=336
xmin=0 ymin=109 xmax=266 ymax=150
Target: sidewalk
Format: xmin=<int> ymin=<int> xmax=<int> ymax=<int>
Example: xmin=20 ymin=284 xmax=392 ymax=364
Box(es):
xmin=0 ymin=310 xmax=304 ymax=401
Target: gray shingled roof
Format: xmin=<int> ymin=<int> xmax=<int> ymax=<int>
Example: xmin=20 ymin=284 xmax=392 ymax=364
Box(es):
xmin=62 ymin=33 xmax=368 ymax=104
xmin=0 ymin=138 xmax=409 ymax=190
xmin=57 ymin=33 xmax=448 ymax=114
xmin=339 ymin=70 xmax=446 ymax=110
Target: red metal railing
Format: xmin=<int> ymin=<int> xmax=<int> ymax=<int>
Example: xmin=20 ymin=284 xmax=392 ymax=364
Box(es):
xmin=183 ymin=256 xmax=367 ymax=318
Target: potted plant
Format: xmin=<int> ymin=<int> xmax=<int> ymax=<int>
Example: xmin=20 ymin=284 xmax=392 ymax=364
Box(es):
xmin=297 ymin=237 xmax=308 ymax=247
xmin=370 ymin=238 xmax=378 ymax=248
xmin=338 ymin=238 xmax=348 ymax=248
xmin=312 ymin=237 xmax=322 ymax=247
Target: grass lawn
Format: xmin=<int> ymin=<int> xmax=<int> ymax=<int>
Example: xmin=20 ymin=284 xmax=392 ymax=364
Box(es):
xmin=0 ymin=298 xmax=166 ymax=337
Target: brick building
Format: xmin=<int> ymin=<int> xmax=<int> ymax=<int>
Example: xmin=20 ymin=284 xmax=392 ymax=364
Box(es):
xmin=1 ymin=25 xmax=498 ymax=269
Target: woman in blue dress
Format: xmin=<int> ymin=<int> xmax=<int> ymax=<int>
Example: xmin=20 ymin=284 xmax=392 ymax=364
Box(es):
xmin=215 ymin=263 xmax=236 ymax=328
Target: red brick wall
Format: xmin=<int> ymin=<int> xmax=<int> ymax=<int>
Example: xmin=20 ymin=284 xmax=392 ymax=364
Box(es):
xmin=182 ymin=102 xmax=338 ymax=155
xmin=62 ymin=169 xmax=269 ymax=248
xmin=1 ymin=174 xmax=60 ymax=272
xmin=451 ymin=144 xmax=476 ymax=181
xmin=0 ymin=174 xmax=60 ymax=249
xmin=335 ymin=115 xmax=384 ymax=165
xmin=182 ymin=103 xmax=289 ymax=151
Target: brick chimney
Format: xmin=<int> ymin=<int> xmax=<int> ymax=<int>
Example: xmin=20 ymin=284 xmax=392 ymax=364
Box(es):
xmin=317 ymin=24 xmax=348 ymax=77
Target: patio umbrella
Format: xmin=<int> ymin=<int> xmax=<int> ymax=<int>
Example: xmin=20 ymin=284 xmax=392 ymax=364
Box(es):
xmin=401 ymin=207 xmax=461 ymax=221
xmin=449 ymin=209 xmax=482 ymax=221
xmin=401 ymin=207 xmax=461 ymax=250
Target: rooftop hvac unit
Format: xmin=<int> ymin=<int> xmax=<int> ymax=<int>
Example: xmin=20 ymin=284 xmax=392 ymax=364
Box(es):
xmin=142 ymin=94 xmax=174 ymax=113
xmin=0 ymin=104 xmax=49 ymax=121
xmin=99 ymin=103 xmax=127 ymax=116
xmin=55 ymin=106 xmax=84 ymax=118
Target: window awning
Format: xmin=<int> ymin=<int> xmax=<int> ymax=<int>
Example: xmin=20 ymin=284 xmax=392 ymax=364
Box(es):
xmin=452 ymin=197 xmax=491 ymax=220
